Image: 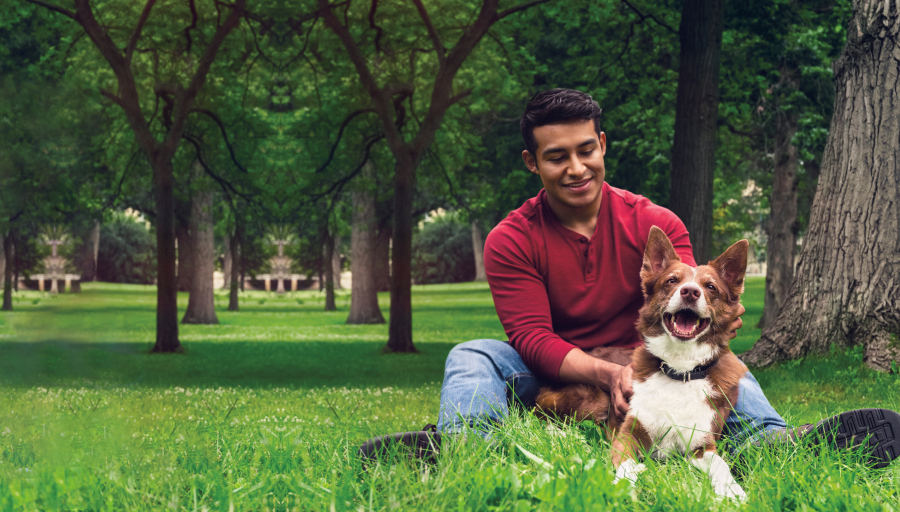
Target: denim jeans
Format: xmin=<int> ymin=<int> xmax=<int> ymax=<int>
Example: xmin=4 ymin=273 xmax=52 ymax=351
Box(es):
xmin=437 ymin=339 xmax=787 ymax=447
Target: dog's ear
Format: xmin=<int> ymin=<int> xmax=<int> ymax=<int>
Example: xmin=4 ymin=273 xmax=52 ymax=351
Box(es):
xmin=710 ymin=239 xmax=748 ymax=297
xmin=642 ymin=226 xmax=680 ymax=279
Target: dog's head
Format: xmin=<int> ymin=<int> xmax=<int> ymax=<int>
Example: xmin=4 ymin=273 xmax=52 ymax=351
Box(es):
xmin=636 ymin=226 xmax=748 ymax=368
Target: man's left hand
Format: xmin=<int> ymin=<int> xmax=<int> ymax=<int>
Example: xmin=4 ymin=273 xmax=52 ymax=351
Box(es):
xmin=727 ymin=303 xmax=745 ymax=340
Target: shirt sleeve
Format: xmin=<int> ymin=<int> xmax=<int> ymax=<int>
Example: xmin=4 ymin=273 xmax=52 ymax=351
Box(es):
xmin=484 ymin=222 xmax=576 ymax=382
xmin=640 ymin=203 xmax=697 ymax=266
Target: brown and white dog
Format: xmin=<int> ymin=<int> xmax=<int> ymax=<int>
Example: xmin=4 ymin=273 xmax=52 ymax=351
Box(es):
xmin=535 ymin=226 xmax=749 ymax=500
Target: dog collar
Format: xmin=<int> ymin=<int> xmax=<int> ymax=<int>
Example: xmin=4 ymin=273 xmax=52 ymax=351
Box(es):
xmin=660 ymin=359 xmax=719 ymax=382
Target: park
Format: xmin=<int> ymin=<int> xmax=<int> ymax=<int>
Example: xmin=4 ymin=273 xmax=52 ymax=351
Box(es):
xmin=2 ymin=0 xmax=900 ymax=510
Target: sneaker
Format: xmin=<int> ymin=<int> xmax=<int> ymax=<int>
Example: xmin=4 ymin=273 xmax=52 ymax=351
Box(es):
xmin=809 ymin=408 xmax=900 ymax=469
xmin=358 ymin=423 xmax=442 ymax=465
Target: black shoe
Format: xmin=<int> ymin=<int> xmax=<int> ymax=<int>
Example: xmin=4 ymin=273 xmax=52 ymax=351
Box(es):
xmin=358 ymin=423 xmax=442 ymax=465
xmin=810 ymin=408 xmax=900 ymax=469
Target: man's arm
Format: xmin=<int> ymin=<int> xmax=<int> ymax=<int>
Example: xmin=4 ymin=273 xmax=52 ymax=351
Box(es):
xmin=559 ymin=348 xmax=633 ymax=420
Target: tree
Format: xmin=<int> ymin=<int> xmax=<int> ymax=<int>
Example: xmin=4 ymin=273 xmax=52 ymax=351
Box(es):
xmin=318 ymin=0 xmax=549 ymax=353
xmin=181 ymin=168 xmax=219 ymax=324
xmin=742 ymin=0 xmax=900 ymax=371
xmin=347 ymin=163 xmax=385 ymax=324
xmin=669 ymin=0 xmax=724 ymax=265
xmin=27 ymin=0 xmax=247 ymax=352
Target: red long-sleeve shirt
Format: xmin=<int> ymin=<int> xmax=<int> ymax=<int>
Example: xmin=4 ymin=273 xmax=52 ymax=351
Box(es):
xmin=484 ymin=183 xmax=696 ymax=381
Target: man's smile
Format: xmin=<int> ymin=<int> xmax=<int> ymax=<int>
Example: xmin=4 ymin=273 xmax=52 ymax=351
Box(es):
xmin=561 ymin=178 xmax=593 ymax=191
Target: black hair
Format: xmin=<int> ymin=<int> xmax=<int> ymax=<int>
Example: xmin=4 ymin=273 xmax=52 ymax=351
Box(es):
xmin=520 ymin=88 xmax=603 ymax=157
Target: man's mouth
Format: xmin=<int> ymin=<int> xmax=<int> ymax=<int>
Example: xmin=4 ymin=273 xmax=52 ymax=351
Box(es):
xmin=663 ymin=310 xmax=710 ymax=340
xmin=561 ymin=178 xmax=592 ymax=191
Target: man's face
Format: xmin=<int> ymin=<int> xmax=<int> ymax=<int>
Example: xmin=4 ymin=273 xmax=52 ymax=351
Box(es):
xmin=522 ymin=119 xmax=606 ymax=213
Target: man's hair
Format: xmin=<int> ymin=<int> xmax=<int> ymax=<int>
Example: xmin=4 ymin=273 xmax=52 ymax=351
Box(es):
xmin=520 ymin=88 xmax=603 ymax=157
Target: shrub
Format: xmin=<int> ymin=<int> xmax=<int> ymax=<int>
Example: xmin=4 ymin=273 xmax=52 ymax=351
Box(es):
xmin=411 ymin=216 xmax=474 ymax=284
xmin=97 ymin=217 xmax=157 ymax=284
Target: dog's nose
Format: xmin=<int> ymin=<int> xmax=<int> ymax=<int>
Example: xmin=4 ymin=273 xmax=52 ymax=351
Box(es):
xmin=680 ymin=285 xmax=701 ymax=302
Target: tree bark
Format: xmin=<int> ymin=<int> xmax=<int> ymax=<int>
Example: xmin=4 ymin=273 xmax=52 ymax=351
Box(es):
xmin=332 ymin=234 xmax=343 ymax=290
xmin=472 ymin=220 xmax=487 ymax=282
xmin=76 ymin=220 xmax=100 ymax=281
xmin=742 ymin=0 xmax=900 ymax=372
xmin=228 ymin=226 xmax=240 ymax=311
xmin=669 ymin=0 xmax=724 ymax=265
xmin=386 ymin=156 xmax=417 ymax=352
xmin=347 ymin=180 xmax=386 ymax=324
xmin=0 ymin=235 xmax=5 ymax=296
xmin=151 ymin=157 xmax=181 ymax=353
xmin=759 ymin=62 xmax=801 ymax=329
xmin=1 ymin=234 xmax=11 ymax=311
xmin=323 ymin=230 xmax=337 ymax=311
xmin=374 ymin=216 xmax=392 ymax=292
xmin=182 ymin=180 xmax=219 ymax=325
xmin=222 ymin=234 xmax=232 ymax=290
xmin=176 ymin=218 xmax=193 ymax=292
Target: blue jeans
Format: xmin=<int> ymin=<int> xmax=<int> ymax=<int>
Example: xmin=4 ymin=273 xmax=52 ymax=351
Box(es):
xmin=438 ymin=339 xmax=787 ymax=447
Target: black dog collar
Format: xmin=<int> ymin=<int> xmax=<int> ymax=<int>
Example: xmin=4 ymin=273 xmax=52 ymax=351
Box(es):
xmin=660 ymin=359 xmax=719 ymax=382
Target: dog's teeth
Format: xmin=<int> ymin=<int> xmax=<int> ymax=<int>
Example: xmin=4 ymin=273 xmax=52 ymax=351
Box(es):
xmin=695 ymin=318 xmax=700 ymax=326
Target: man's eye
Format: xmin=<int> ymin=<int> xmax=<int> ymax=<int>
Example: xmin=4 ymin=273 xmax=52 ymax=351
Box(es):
xmin=549 ymin=157 xmax=564 ymax=163
xmin=580 ymin=149 xmax=594 ymax=156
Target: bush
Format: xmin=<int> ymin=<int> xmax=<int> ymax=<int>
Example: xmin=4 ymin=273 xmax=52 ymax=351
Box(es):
xmin=97 ymin=218 xmax=157 ymax=284
xmin=411 ymin=217 xmax=474 ymax=284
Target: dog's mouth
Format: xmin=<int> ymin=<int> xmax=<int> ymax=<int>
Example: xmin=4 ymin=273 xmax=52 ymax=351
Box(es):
xmin=663 ymin=309 xmax=710 ymax=340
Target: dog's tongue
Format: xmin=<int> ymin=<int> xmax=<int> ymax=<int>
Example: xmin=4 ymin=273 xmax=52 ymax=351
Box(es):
xmin=675 ymin=310 xmax=699 ymax=332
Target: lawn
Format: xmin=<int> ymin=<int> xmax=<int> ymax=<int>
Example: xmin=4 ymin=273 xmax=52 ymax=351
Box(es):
xmin=1 ymin=279 xmax=898 ymax=510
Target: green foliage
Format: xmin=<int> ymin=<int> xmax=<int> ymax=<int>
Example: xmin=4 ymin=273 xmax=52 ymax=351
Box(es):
xmin=412 ymin=216 xmax=475 ymax=285
xmin=96 ymin=217 xmax=156 ymax=284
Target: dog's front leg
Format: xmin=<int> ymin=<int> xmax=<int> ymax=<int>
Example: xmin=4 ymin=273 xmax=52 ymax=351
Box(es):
xmin=611 ymin=418 xmax=649 ymax=485
xmin=691 ymin=450 xmax=747 ymax=501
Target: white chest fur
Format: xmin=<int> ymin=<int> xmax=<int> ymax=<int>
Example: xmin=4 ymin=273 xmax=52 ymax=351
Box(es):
xmin=628 ymin=372 xmax=719 ymax=458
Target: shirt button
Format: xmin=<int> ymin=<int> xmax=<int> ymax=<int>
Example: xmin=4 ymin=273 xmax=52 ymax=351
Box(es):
xmin=583 ymin=251 xmax=589 ymax=257
xmin=587 ymin=266 xmax=593 ymax=273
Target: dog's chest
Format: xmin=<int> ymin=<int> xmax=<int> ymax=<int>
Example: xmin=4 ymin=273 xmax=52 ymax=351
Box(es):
xmin=628 ymin=372 xmax=719 ymax=458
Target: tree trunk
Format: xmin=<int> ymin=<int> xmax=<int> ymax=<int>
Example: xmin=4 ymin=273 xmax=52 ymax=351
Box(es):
xmin=472 ymin=220 xmax=487 ymax=282
xmin=385 ymin=157 xmax=416 ymax=353
xmin=76 ymin=220 xmax=100 ymax=282
xmin=228 ymin=226 xmax=240 ymax=311
xmin=222 ymin=235 xmax=232 ymax=290
xmin=374 ymin=216 xmax=392 ymax=292
xmin=323 ymin=230 xmax=337 ymax=311
xmin=151 ymin=157 xmax=181 ymax=353
xmin=0 ymin=235 xmax=5 ymax=296
xmin=176 ymin=220 xmax=193 ymax=292
xmin=669 ymin=0 xmax=724 ymax=265
xmin=759 ymin=62 xmax=801 ymax=329
xmin=347 ymin=181 xmax=385 ymax=324
xmin=1 ymin=234 xmax=11 ymax=311
xmin=182 ymin=181 xmax=219 ymax=325
xmin=742 ymin=0 xmax=900 ymax=372
xmin=332 ymin=234 xmax=343 ymax=290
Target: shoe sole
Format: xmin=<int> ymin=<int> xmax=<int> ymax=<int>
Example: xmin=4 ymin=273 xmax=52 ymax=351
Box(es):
xmin=814 ymin=408 xmax=900 ymax=469
xmin=358 ymin=431 xmax=442 ymax=465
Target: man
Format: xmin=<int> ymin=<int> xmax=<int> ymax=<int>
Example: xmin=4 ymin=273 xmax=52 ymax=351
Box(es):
xmin=361 ymin=89 xmax=900 ymax=466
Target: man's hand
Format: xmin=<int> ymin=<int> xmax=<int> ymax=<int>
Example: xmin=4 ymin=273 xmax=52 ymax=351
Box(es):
xmin=607 ymin=363 xmax=634 ymax=421
xmin=727 ymin=303 xmax=746 ymax=340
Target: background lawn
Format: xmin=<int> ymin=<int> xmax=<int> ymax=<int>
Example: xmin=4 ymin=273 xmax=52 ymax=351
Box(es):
xmin=1 ymin=278 xmax=898 ymax=510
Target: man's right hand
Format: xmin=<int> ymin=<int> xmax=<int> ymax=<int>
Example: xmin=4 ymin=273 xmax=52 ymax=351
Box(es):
xmin=559 ymin=348 xmax=634 ymax=421
xmin=607 ymin=363 xmax=634 ymax=421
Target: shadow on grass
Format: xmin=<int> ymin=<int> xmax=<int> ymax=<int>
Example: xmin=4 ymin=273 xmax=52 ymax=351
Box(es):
xmin=0 ymin=340 xmax=454 ymax=389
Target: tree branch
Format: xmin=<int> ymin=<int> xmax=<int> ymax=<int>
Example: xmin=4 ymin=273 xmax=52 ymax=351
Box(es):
xmin=312 ymin=108 xmax=378 ymax=173
xmin=368 ymin=0 xmax=385 ymax=54
xmin=498 ymin=0 xmax=552 ymax=19
xmin=190 ymin=109 xmax=250 ymax=173
xmin=125 ymin=0 xmax=157 ymax=65
xmin=23 ymin=0 xmax=75 ymax=19
xmin=620 ymin=0 xmax=678 ymax=35
xmin=183 ymin=0 xmax=199 ymax=56
xmin=412 ymin=0 xmax=445 ymax=61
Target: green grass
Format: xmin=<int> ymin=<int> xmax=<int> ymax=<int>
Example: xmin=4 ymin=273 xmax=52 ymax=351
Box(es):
xmin=1 ymin=279 xmax=898 ymax=510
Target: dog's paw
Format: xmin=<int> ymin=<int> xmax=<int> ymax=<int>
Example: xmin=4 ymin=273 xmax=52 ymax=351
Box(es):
xmin=613 ymin=459 xmax=646 ymax=485
xmin=714 ymin=482 xmax=748 ymax=502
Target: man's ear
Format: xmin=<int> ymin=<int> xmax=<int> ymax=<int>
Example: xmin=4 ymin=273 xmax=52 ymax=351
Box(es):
xmin=599 ymin=132 xmax=607 ymax=156
xmin=641 ymin=226 xmax=680 ymax=278
xmin=710 ymin=239 xmax=748 ymax=296
xmin=522 ymin=150 xmax=538 ymax=175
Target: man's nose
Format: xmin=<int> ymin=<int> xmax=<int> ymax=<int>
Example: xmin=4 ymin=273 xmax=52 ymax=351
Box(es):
xmin=568 ymin=154 xmax=587 ymax=175
xmin=680 ymin=284 xmax=701 ymax=302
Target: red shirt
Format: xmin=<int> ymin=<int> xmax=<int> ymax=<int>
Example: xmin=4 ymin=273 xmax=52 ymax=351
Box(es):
xmin=484 ymin=183 xmax=696 ymax=381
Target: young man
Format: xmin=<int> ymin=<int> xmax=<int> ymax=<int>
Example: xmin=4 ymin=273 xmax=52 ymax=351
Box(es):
xmin=360 ymin=89 xmax=900 ymax=466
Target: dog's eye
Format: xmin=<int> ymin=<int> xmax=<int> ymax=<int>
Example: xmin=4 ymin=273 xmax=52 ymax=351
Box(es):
xmin=666 ymin=277 xmax=677 ymax=284
xmin=706 ymin=284 xmax=716 ymax=292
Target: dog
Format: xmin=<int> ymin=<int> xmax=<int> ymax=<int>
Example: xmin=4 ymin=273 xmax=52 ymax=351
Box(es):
xmin=535 ymin=226 xmax=749 ymax=500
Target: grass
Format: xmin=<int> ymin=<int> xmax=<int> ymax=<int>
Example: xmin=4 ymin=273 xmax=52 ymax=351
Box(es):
xmin=0 ymin=279 xmax=898 ymax=510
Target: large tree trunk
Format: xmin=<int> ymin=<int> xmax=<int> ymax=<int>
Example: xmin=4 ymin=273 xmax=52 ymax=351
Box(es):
xmin=176 ymin=220 xmax=193 ymax=292
xmin=759 ymin=62 xmax=801 ymax=329
xmin=228 ymin=226 xmax=240 ymax=311
xmin=182 ymin=182 xmax=219 ymax=325
xmin=0 ymin=235 xmax=5 ymax=296
xmin=332 ymin=234 xmax=343 ymax=290
xmin=347 ymin=182 xmax=386 ymax=324
xmin=151 ymin=157 xmax=181 ymax=353
xmin=1 ymin=234 xmax=11 ymax=311
xmin=76 ymin=220 xmax=100 ymax=282
xmin=472 ymin=220 xmax=487 ymax=282
xmin=222 ymin=234 xmax=232 ymax=290
xmin=742 ymin=0 xmax=900 ymax=371
xmin=374 ymin=216 xmax=392 ymax=292
xmin=323 ymin=230 xmax=337 ymax=311
xmin=385 ymin=157 xmax=416 ymax=353
xmin=669 ymin=0 xmax=724 ymax=265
